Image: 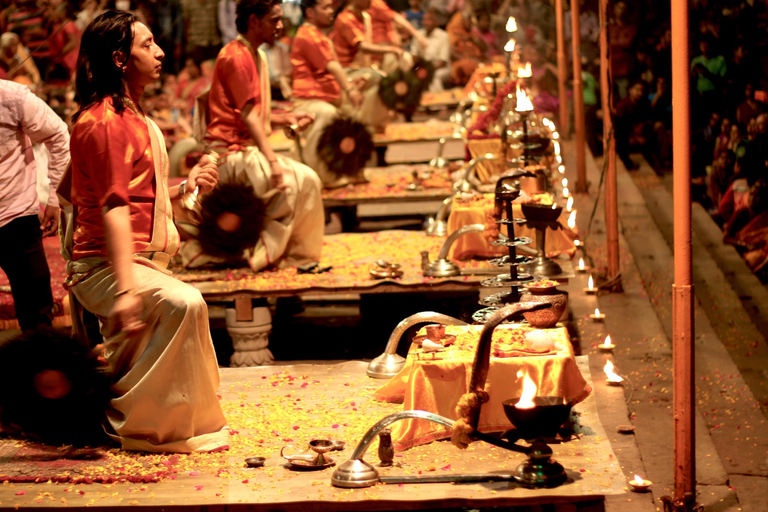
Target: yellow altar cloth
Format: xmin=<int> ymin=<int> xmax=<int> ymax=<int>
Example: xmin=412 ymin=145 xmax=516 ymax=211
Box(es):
xmin=446 ymin=193 xmax=578 ymax=261
xmin=373 ymin=324 xmax=591 ymax=450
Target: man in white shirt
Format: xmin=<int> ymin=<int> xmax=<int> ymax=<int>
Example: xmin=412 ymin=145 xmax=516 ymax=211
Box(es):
xmin=410 ymin=10 xmax=451 ymax=92
xmin=0 ymin=79 xmax=69 ymax=330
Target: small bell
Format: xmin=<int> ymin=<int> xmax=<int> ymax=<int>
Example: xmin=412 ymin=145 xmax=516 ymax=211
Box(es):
xmin=377 ymin=428 xmax=395 ymax=466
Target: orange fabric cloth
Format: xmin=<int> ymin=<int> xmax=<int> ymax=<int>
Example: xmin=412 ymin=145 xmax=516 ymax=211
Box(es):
xmin=290 ymin=23 xmax=341 ymax=103
xmin=205 ymin=39 xmax=264 ymax=147
xmin=368 ymin=0 xmax=397 ymax=44
xmin=69 ymin=98 xmax=160 ymax=259
xmin=446 ymin=12 xmax=481 ymax=58
xmin=446 ymin=193 xmax=578 ymax=261
xmin=374 ymin=324 xmax=590 ymax=450
xmin=332 ymin=8 xmax=367 ymax=68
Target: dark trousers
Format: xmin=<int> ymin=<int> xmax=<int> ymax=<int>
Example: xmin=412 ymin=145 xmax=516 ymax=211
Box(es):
xmin=0 ymin=215 xmax=54 ymax=330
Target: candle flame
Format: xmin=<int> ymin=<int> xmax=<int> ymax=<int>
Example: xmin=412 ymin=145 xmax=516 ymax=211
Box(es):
xmin=578 ymin=257 xmax=585 ymax=270
xmin=604 ymin=360 xmax=623 ymax=382
xmin=567 ymin=196 xmax=574 ymax=211
xmin=595 ymin=308 xmax=601 ymax=316
xmin=632 ymin=475 xmax=645 ymax=485
xmin=588 ymin=274 xmax=594 ymax=289
xmin=515 ymin=370 xmax=537 ymax=409
xmin=517 ymin=62 xmax=532 ymax=78
xmin=506 ymin=16 xmax=517 ymax=32
xmin=515 ymin=84 xmax=533 ymax=112
xmin=504 ymin=39 xmax=516 ymax=52
xmin=568 ymin=210 xmax=576 ymax=228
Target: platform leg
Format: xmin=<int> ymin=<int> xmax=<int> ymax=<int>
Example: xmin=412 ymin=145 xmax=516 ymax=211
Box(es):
xmin=226 ymin=301 xmax=274 ymax=367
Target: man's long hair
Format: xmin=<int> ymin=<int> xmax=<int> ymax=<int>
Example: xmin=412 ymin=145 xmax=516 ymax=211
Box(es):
xmin=236 ymin=0 xmax=282 ymax=34
xmin=73 ymin=10 xmax=137 ymax=121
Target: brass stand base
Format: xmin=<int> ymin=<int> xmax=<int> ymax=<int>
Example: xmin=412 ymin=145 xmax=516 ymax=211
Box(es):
xmin=512 ymin=440 xmax=567 ymax=488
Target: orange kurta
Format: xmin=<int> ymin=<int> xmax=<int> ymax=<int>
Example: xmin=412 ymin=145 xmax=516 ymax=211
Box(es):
xmin=290 ymin=23 xmax=341 ymax=103
xmin=69 ymin=98 xmax=165 ymax=260
xmin=368 ymin=0 xmax=397 ymax=44
xmin=332 ymin=8 xmax=368 ymax=68
xmin=205 ymin=39 xmax=264 ymax=147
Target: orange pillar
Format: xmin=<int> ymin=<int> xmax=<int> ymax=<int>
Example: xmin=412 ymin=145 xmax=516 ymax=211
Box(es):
xmin=671 ymin=0 xmax=697 ymax=508
xmin=599 ymin=0 xmax=619 ymax=279
xmin=571 ymin=0 xmax=587 ymax=193
xmin=556 ymin=0 xmax=569 ymax=136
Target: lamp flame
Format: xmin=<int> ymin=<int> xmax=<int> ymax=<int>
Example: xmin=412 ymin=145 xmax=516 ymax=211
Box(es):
xmin=515 ymin=370 xmax=537 ymax=409
xmin=558 ymin=164 xmax=566 ymax=173
xmin=562 ymin=177 xmax=568 ymax=188
xmin=632 ymin=475 xmax=645 ymax=485
xmin=553 ymin=140 xmax=561 ymax=155
xmin=574 ymin=239 xmax=581 ymax=246
xmin=603 ymin=334 xmax=612 ymax=347
xmin=563 ymin=187 xmax=570 ymax=198
xmin=517 ymin=62 xmax=532 ymax=78
xmin=588 ymin=275 xmax=594 ymax=289
xmin=506 ymin=16 xmax=517 ymax=32
xmin=595 ymin=308 xmax=601 ymax=317
xmin=604 ymin=360 xmax=623 ymax=382
xmin=568 ymin=210 xmax=576 ymax=229
xmin=515 ymin=84 xmax=533 ymax=112
xmin=578 ymin=257 xmax=585 ymax=270
xmin=504 ymin=39 xmax=516 ymax=52
xmin=567 ymin=196 xmax=574 ymax=211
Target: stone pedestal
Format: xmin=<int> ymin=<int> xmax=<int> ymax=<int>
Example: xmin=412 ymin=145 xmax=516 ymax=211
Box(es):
xmin=225 ymin=305 xmax=274 ymax=367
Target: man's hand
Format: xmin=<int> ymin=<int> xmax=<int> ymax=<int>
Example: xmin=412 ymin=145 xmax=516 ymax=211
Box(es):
xmin=38 ymin=205 xmax=60 ymax=237
xmin=348 ymin=87 xmax=364 ymax=108
xmin=269 ymin=159 xmax=288 ymax=190
xmin=272 ymin=111 xmax=315 ymax=130
xmin=415 ymin=33 xmax=429 ymax=50
xmin=188 ymin=153 xmax=219 ymax=194
xmin=106 ymin=292 xmax=145 ymax=337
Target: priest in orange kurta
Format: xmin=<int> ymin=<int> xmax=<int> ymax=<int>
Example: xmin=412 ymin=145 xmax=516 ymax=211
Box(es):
xmin=182 ymin=0 xmax=323 ymax=271
xmin=291 ymin=0 xmax=391 ymax=187
xmin=63 ymin=11 xmax=228 ymax=453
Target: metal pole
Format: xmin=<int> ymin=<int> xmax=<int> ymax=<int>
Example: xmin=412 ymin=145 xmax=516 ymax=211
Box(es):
xmin=571 ymin=0 xmax=587 ymax=193
xmin=599 ymin=0 xmax=619 ymax=279
xmin=555 ymin=0 xmax=569 ymax=136
xmin=671 ymin=0 xmax=696 ymax=508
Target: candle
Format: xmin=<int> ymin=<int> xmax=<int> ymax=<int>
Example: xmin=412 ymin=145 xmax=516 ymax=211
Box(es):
xmin=590 ymin=308 xmax=606 ymax=322
xmin=577 ymin=257 xmax=586 ymax=272
xmin=628 ymin=474 xmax=652 ymax=492
xmin=584 ymin=274 xmax=597 ymax=294
xmin=604 ymin=360 xmax=623 ymax=384
xmin=599 ymin=334 xmax=615 ymax=350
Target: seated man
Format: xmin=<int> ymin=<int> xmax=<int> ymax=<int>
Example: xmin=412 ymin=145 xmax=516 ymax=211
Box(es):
xmin=331 ymin=0 xmax=408 ymax=130
xmin=290 ymin=0 xmax=371 ymax=187
xmin=182 ymin=0 xmax=324 ymax=272
xmin=410 ymin=9 xmax=451 ymax=92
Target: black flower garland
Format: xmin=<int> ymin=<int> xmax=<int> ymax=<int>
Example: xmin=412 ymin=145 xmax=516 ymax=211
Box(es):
xmin=197 ymin=183 xmax=266 ymax=257
xmin=317 ymin=118 xmax=375 ymax=177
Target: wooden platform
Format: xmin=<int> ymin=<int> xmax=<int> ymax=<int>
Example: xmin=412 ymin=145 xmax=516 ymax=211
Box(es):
xmin=0 ymin=357 xmax=627 ymax=510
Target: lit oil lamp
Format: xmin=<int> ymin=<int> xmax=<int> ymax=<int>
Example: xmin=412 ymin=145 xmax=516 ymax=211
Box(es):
xmin=603 ymin=360 xmax=624 ymax=385
xmin=517 ymin=62 xmax=532 ymax=78
xmin=562 ymin=187 xmax=570 ymax=198
xmin=514 ymin=370 xmax=536 ymax=409
xmin=599 ymin=334 xmax=615 ymax=351
xmin=628 ymin=474 xmax=652 ymax=492
xmin=590 ymin=308 xmax=606 ymax=322
xmin=584 ymin=274 xmax=597 ymax=294
xmin=567 ymin=210 xmax=576 ymax=229
xmin=577 ymin=256 xmax=587 ymax=272
xmin=566 ymin=196 xmax=574 ymax=212
xmin=506 ymin=16 xmax=517 ymax=32
xmin=574 ymin=239 xmax=581 ymax=247
xmin=558 ymin=164 xmax=565 ymax=174
xmin=561 ymin=177 xmax=568 ymax=188
xmin=552 ymin=140 xmax=561 ymax=156
xmin=515 ymin=83 xmax=534 ymax=113
xmin=504 ymin=39 xmax=516 ymax=52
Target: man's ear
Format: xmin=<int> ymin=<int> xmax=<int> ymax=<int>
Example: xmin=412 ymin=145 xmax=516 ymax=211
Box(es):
xmin=112 ymin=49 xmax=127 ymax=69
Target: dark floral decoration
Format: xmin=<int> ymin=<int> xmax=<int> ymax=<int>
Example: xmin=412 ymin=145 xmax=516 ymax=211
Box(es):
xmin=0 ymin=327 xmax=114 ymax=446
xmin=197 ymin=183 xmax=266 ymax=257
xmin=378 ymin=57 xmax=434 ymax=118
xmin=318 ymin=118 xmax=375 ymax=177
